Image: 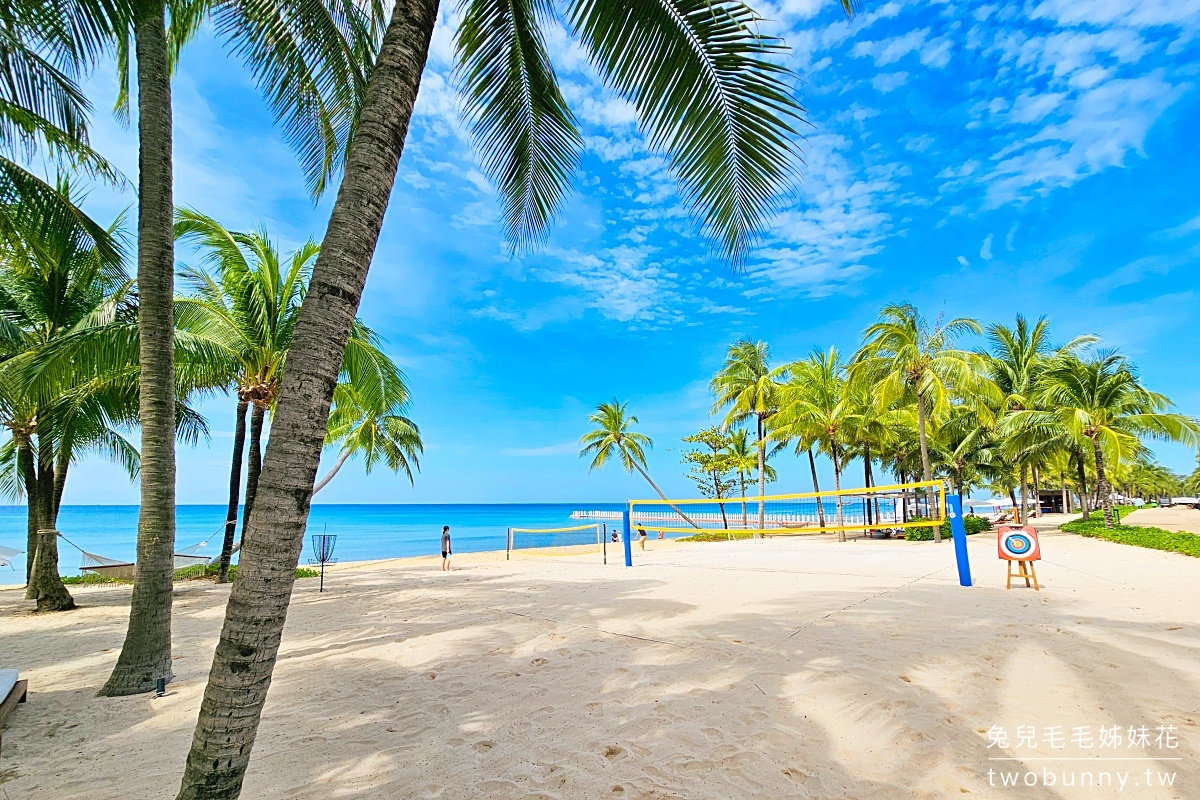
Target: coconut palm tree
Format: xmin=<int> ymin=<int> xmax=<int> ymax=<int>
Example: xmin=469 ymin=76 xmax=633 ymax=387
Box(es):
xmin=579 ymin=399 xmax=696 ymax=528
xmin=773 ymin=348 xmax=854 ymax=540
xmin=177 ymin=0 xmax=854 ymax=791
xmin=172 ymin=210 xmax=412 ymax=580
xmin=852 ymin=304 xmax=985 ymax=541
xmin=711 ymin=340 xmax=786 ymax=532
xmin=90 ymin=0 xmax=385 ymax=697
xmin=726 ymin=427 xmax=774 ymax=529
xmin=312 ymin=378 xmax=422 ymax=495
xmin=1011 ymin=350 xmax=1200 ymax=528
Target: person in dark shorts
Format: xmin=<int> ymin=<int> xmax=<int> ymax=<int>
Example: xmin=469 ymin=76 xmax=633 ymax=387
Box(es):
xmin=441 ymin=525 xmax=452 ymax=571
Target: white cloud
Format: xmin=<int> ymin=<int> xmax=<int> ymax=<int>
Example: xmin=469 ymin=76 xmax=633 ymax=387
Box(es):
xmin=871 ymin=72 xmax=910 ymax=92
xmin=956 ymin=255 xmax=971 ymax=267
xmin=851 ymin=29 xmax=930 ymax=66
xmin=980 ymin=234 xmax=994 ymax=260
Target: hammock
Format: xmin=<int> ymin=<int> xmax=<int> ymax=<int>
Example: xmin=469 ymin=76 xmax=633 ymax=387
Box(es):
xmin=0 ymin=544 xmax=21 ymax=569
xmin=59 ymin=522 xmax=235 ymax=578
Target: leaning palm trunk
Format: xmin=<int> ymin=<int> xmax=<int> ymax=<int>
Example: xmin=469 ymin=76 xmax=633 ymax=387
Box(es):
xmin=756 ymin=418 xmax=766 ymax=534
xmin=1092 ymin=439 xmax=1114 ymax=528
xmin=176 ymin=1 xmax=440 ymax=793
xmin=312 ymin=448 xmax=353 ymax=495
xmin=216 ymin=400 xmax=249 ymax=582
xmin=630 ymin=460 xmax=701 ymax=530
xmin=102 ymin=0 xmax=177 ymax=697
xmin=239 ymin=404 xmax=266 ymax=536
xmin=807 ymin=447 xmax=825 ymax=528
xmin=915 ymin=392 xmax=939 ymax=541
xmin=739 ymin=474 xmax=747 ymax=536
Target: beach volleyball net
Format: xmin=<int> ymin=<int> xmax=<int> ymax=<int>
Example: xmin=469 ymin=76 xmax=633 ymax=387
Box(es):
xmin=506 ymin=523 xmax=606 ymax=560
xmin=628 ymin=480 xmax=946 ymax=538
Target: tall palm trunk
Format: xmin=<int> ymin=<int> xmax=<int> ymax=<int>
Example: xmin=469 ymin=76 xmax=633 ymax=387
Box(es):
xmin=177 ymin=1 xmax=441 ymax=793
xmin=102 ymin=0 xmax=177 ymax=696
xmin=831 ymin=442 xmax=845 ymax=542
xmin=1031 ymin=466 xmax=1040 ymax=518
xmin=16 ymin=435 xmax=37 ymax=584
xmin=29 ymin=454 xmax=73 ymax=610
xmin=739 ymin=473 xmax=747 ymax=533
xmin=1061 ymin=475 xmax=1070 ymax=515
xmin=1074 ymin=446 xmax=1090 ymax=520
xmin=915 ymin=391 xmax=939 ymax=542
xmin=862 ymin=444 xmax=873 ymax=525
xmin=240 ymin=404 xmax=266 ymax=536
xmin=216 ymin=399 xmax=249 ymax=582
xmin=756 ymin=416 xmax=766 ymax=534
xmin=1019 ymin=464 xmax=1028 ymax=525
xmin=1092 ymin=439 xmax=1114 ymax=528
xmin=807 ymin=447 xmax=825 ymax=528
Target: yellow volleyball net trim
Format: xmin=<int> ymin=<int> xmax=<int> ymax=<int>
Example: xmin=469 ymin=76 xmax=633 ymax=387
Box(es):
xmin=506 ymin=523 xmax=606 ymax=560
xmin=628 ymin=480 xmax=946 ymax=538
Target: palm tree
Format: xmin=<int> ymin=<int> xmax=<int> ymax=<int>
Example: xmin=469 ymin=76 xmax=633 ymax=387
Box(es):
xmin=172 ymin=210 xmax=413 ymax=579
xmin=773 ymin=348 xmax=853 ymax=540
xmin=852 ymin=304 xmax=984 ymax=541
xmin=1011 ymin=351 xmax=1200 ymax=528
xmin=711 ymin=340 xmax=785 ymax=532
xmin=0 ymin=190 xmax=138 ymax=610
xmin=312 ymin=380 xmax=422 ymax=495
xmin=177 ymin=0 xmax=854 ymax=791
xmin=726 ymin=428 xmax=774 ymax=529
xmin=94 ymin=0 xmax=383 ymax=698
xmin=579 ymin=399 xmax=697 ymax=528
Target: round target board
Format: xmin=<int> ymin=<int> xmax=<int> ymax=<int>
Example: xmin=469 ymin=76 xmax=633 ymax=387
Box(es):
xmin=997 ymin=525 xmax=1041 ymax=561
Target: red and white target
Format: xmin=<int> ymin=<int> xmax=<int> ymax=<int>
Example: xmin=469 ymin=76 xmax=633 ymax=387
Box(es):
xmin=997 ymin=525 xmax=1040 ymax=561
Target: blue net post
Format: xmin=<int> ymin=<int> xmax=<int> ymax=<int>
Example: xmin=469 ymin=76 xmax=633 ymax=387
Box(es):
xmin=948 ymin=494 xmax=972 ymax=587
xmin=622 ymin=507 xmax=633 ymax=568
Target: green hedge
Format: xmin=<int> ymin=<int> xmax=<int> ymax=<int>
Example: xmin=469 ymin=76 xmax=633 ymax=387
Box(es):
xmin=62 ymin=564 xmax=320 ymax=585
xmin=904 ymin=514 xmax=993 ymax=541
xmin=1060 ymin=517 xmax=1200 ymax=558
xmin=679 ymin=530 xmax=757 ymax=542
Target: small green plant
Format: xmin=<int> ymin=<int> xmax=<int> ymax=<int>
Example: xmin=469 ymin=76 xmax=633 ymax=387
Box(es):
xmin=62 ymin=564 xmax=322 ymax=584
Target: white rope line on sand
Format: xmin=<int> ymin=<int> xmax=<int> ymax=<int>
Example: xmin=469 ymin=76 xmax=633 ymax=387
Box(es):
xmin=482 ymin=606 xmax=689 ymax=649
xmin=785 ymin=565 xmax=951 ymax=639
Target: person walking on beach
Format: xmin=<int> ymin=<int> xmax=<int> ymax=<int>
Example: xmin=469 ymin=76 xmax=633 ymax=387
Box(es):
xmin=441 ymin=525 xmax=452 ymax=571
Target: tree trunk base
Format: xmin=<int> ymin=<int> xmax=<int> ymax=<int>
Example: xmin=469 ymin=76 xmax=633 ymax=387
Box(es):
xmin=31 ymin=530 xmax=75 ymax=612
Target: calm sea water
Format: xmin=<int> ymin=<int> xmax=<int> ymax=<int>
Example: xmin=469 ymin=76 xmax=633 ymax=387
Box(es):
xmin=0 ymin=503 xmax=626 ymax=576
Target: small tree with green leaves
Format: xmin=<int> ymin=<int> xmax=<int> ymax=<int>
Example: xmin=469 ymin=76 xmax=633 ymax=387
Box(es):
xmin=681 ymin=427 xmax=737 ymax=530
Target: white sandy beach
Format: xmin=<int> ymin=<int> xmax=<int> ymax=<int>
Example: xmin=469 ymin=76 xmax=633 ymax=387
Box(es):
xmin=1 ymin=520 xmax=1197 ymax=799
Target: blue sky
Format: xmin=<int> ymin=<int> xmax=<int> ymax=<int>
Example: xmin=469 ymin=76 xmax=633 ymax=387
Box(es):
xmin=61 ymin=0 xmax=1200 ymax=504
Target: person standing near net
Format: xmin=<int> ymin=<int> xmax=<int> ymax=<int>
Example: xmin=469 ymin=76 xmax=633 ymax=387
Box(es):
xmin=440 ymin=525 xmax=452 ymax=571
xmin=637 ymin=527 xmax=647 ymax=551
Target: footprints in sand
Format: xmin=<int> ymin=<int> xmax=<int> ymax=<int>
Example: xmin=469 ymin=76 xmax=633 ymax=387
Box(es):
xmin=603 ymin=745 xmax=626 ymax=761
xmin=530 ymin=657 xmax=549 ymax=667
xmin=473 ymin=740 xmax=495 ymax=753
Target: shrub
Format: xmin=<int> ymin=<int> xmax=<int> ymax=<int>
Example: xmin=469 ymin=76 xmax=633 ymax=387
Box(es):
xmin=905 ymin=514 xmax=992 ymax=541
xmin=62 ymin=564 xmax=321 ymax=584
xmin=1060 ymin=517 xmax=1200 ymax=558
xmin=679 ymin=530 xmax=756 ymax=542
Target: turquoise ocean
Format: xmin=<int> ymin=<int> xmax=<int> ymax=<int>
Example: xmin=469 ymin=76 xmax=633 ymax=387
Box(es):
xmin=0 ymin=503 xmax=626 ymax=577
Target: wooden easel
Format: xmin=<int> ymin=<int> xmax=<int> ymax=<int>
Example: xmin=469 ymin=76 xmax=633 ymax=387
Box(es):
xmin=1006 ymin=559 xmax=1039 ymax=590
